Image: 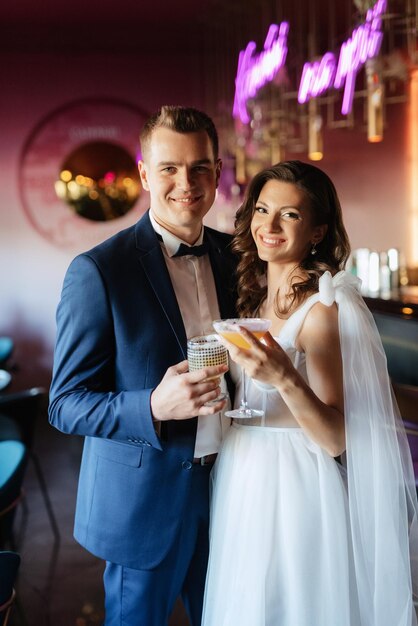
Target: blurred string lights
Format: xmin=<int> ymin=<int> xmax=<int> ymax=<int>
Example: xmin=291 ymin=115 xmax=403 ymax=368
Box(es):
xmin=54 ymin=141 xmax=141 ymax=222
xmin=212 ymin=0 xmax=416 ymax=184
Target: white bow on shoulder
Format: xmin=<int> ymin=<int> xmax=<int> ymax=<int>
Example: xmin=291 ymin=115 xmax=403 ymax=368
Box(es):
xmin=318 ymin=270 xmax=361 ymax=306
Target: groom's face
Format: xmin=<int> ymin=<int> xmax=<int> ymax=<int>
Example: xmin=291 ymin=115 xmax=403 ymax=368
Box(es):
xmin=138 ymin=127 xmax=221 ymax=243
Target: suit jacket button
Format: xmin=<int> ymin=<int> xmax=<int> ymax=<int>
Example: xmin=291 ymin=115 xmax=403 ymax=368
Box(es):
xmin=182 ymin=460 xmax=192 ymax=470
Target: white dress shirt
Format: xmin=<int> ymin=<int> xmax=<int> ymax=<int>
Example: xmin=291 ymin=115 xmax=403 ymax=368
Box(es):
xmin=149 ymin=212 xmax=223 ymax=457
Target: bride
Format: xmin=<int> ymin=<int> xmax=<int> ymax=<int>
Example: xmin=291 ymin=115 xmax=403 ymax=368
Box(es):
xmin=202 ymin=161 xmax=418 ymax=626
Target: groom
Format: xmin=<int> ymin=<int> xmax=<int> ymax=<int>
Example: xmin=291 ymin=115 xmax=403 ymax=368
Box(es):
xmin=49 ymin=105 xmax=237 ymax=625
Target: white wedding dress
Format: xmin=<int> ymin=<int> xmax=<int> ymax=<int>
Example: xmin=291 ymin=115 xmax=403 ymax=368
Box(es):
xmin=202 ymin=271 xmax=418 ymax=626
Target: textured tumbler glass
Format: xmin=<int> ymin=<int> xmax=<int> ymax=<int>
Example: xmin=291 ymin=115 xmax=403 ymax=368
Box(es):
xmin=187 ymin=334 xmax=229 ymax=405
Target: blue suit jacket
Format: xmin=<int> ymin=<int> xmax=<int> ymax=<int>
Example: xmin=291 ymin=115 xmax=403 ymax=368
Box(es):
xmin=48 ymin=211 xmax=237 ymax=569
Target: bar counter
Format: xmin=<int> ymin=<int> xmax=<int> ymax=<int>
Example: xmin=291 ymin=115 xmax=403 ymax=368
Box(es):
xmin=364 ymin=286 xmax=418 ymax=387
xmin=364 ymin=285 xmax=418 ymax=319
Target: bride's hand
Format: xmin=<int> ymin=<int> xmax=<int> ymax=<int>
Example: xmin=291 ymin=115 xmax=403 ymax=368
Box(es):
xmin=221 ymin=327 xmax=293 ymax=388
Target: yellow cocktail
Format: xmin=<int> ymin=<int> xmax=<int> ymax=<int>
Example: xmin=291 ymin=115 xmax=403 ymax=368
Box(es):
xmin=217 ymin=330 xmax=267 ymax=350
xmin=212 ymin=318 xmax=271 ymax=419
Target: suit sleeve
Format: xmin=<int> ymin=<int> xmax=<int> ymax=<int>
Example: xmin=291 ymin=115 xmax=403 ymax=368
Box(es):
xmin=48 ymin=254 xmax=162 ymax=451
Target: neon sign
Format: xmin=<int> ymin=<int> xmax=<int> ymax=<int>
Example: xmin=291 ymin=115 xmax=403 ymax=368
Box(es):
xmin=233 ymin=22 xmax=289 ymax=124
xmin=232 ymin=0 xmax=387 ymax=123
xmin=298 ymin=0 xmax=387 ymax=114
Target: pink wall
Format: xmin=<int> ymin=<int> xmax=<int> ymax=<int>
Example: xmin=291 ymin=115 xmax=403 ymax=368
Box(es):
xmin=0 ymin=49 xmax=412 ymax=389
xmin=0 ymin=50 xmax=203 ymax=389
xmin=314 ymin=103 xmax=409 ymax=256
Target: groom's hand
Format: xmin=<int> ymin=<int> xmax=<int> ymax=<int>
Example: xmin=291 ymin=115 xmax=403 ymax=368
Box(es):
xmin=150 ymin=360 xmax=228 ymax=421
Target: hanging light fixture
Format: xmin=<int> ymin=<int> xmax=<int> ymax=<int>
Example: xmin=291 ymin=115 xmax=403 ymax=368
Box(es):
xmin=268 ymin=119 xmax=283 ymax=165
xmin=366 ymin=59 xmax=384 ymax=143
xmin=408 ymin=67 xmax=418 ymax=270
xmin=235 ymin=135 xmax=247 ymax=184
xmin=271 ymin=137 xmax=283 ymax=165
xmin=308 ymin=99 xmax=323 ymax=161
xmin=306 ymin=0 xmax=323 ymax=162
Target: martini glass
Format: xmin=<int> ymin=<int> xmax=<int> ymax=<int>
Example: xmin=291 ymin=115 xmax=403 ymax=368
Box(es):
xmin=212 ymin=318 xmax=272 ymax=418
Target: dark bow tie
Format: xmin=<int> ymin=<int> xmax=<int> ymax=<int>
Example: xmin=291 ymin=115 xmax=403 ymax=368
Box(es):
xmin=173 ymin=242 xmax=208 ymax=257
xmin=156 ymin=233 xmax=208 ymax=258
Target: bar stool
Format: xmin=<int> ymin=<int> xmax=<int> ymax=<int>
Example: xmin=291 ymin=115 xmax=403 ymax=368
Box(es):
xmin=0 ymin=338 xmax=13 ymax=369
xmin=0 ymin=550 xmax=21 ymax=626
xmin=0 ymin=441 xmax=27 ymax=549
xmin=0 ymin=388 xmax=60 ymax=545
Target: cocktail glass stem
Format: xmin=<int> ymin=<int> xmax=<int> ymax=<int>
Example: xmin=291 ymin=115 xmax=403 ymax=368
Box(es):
xmin=239 ymin=369 xmax=249 ymax=412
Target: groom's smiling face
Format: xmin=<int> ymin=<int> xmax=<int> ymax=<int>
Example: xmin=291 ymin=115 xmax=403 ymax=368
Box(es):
xmin=138 ymin=127 xmax=221 ymax=244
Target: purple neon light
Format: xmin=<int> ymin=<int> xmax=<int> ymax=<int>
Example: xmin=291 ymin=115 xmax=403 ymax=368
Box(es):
xmin=298 ymin=0 xmax=387 ymax=114
xmin=233 ymin=22 xmax=289 ymax=124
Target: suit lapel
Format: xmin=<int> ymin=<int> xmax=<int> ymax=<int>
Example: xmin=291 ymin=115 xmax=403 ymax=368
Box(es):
xmin=135 ymin=215 xmax=237 ymax=358
xmin=135 ymin=213 xmax=187 ymax=358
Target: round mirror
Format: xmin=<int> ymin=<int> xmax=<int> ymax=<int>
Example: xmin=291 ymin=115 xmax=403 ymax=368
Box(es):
xmin=55 ymin=141 xmax=141 ymax=222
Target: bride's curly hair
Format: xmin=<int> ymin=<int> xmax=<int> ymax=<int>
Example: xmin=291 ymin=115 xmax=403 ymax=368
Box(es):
xmin=233 ymin=160 xmax=351 ymax=317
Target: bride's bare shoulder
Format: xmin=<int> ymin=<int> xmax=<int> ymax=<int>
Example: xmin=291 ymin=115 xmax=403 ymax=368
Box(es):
xmin=297 ymin=300 xmax=339 ymax=352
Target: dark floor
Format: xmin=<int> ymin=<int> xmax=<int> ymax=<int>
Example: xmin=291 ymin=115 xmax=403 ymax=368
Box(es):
xmin=8 ymin=401 xmax=190 ymax=626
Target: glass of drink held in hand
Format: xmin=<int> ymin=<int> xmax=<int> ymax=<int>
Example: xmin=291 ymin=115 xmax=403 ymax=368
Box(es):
xmin=212 ymin=318 xmax=272 ymax=418
xmin=187 ymin=334 xmax=229 ymax=406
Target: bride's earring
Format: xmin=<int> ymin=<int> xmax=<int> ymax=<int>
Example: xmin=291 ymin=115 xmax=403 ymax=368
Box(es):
xmin=311 ymin=242 xmax=317 ymax=255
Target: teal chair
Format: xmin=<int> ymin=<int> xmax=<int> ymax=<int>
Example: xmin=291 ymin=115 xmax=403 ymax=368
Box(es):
xmin=0 ymin=441 xmax=27 ymax=549
xmin=0 ymin=388 xmax=60 ymax=544
xmin=0 ymin=337 xmax=14 ymax=392
xmin=0 ymin=339 xmax=13 ymax=369
xmin=0 ymin=550 xmax=21 ymax=626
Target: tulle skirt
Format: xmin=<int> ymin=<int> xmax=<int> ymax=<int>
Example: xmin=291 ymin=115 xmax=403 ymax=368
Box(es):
xmin=202 ymin=423 xmax=360 ymax=626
